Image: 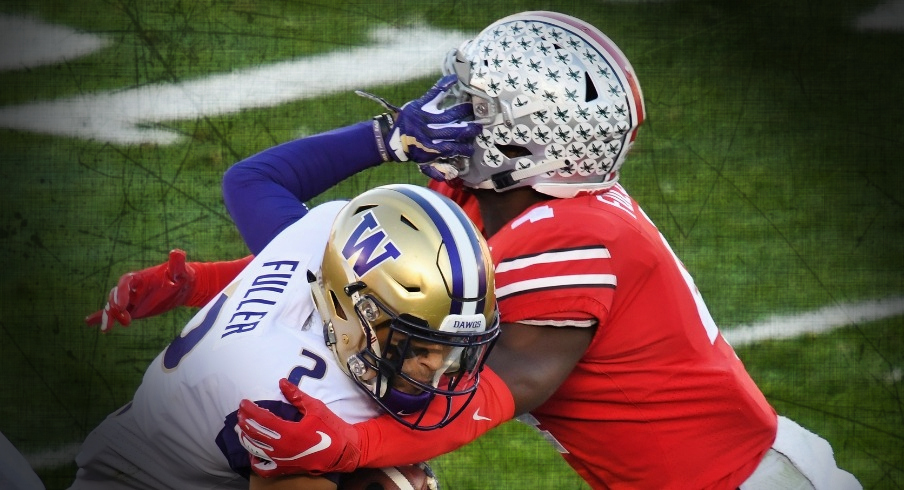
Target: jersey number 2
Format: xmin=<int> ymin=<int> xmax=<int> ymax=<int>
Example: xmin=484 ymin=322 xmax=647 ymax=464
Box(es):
xmin=162 ymin=293 xmax=329 ymax=382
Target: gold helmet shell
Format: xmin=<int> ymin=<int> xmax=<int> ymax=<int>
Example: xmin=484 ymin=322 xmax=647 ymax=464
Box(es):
xmin=314 ymin=184 xmax=499 ymax=429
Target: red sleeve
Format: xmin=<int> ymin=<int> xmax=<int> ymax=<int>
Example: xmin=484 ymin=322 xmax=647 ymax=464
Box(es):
xmin=354 ymin=367 xmax=514 ymax=467
xmin=185 ymin=255 xmax=254 ymax=307
xmin=489 ymin=199 xmax=616 ymax=326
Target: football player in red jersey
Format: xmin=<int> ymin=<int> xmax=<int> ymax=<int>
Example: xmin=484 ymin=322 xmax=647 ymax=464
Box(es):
xmin=89 ymin=11 xmax=860 ymax=490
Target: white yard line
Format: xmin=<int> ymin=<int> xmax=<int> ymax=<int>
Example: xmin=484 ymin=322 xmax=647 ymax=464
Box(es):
xmin=3 ymin=0 xmax=903 ymax=145
xmin=0 ymin=23 xmax=468 ymax=144
xmin=0 ymin=14 xmax=111 ymax=71
xmin=723 ymin=296 xmax=904 ymax=347
xmin=23 ymin=442 xmax=82 ymax=473
xmin=853 ymin=0 xmax=904 ymax=31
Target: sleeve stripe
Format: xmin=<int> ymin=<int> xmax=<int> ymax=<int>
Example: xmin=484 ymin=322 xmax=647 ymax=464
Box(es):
xmin=495 ymin=246 xmax=611 ymax=273
xmin=390 ymin=184 xmax=487 ymax=316
xmin=496 ymin=274 xmax=617 ymax=299
xmin=517 ymin=319 xmax=598 ymax=328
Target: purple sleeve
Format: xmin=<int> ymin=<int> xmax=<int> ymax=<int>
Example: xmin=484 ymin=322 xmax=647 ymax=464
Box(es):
xmin=222 ymin=121 xmax=383 ymax=254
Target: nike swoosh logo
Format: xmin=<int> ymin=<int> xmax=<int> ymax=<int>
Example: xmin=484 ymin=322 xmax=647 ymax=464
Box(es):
xmin=472 ymin=409 xmax=491 ymax=421
xmin=274 ymin=431 xmax=332 ymax=461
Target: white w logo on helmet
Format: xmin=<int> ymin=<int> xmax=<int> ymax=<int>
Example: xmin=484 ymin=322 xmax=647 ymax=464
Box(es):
xmin=340 ymin=211 xmax=401 ymax=277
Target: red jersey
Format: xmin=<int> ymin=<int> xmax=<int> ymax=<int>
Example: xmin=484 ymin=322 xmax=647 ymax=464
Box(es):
xmin=430 ymin=180 xmax=777 ymax=489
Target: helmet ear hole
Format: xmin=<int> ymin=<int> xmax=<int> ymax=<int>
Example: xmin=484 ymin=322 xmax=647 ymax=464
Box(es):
xmin=329 ymin=290 xmax=348 ymax=321
xmin=352 ymin=204 xmax=377 ymax=215
xmin=495 ymin=144 xmax=532 ymax=158
xmin=397 ymin=313 xmax=429 ymax=329
xmin=399 ymin=215 xmax=419 ymax=231
xmin=393 ymin=278 xmax=421 ymax=294
xmin=584 ymin=73 xmax=599 ymax=102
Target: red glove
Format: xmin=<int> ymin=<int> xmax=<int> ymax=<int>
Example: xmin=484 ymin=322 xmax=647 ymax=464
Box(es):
xmin=237 ymin=369 xmax=515 ymax=477
xmin=85 ymin=249 xmax=195 ymax=333
xmin=236 ymin=378 xmax=363 ymax=477
xmin=354 ymin=366 xmax=514 ymax=468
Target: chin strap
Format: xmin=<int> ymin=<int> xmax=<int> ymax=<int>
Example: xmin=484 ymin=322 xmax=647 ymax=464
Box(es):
xmin=470 ymin=158 xmax=571 ymax=191
xmin=533 ymin=172 xmax=621 ymax=198
xmin=470 ymin=159 xmax=622 ymax=198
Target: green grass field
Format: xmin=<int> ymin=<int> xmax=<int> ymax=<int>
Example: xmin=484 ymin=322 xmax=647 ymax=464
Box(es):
xmin=1 ymin=0 xmax=902 ymax=488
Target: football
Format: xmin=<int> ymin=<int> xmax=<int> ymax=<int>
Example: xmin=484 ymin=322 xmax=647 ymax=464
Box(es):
xmin=338 ymin=463 xmax=439 ymax=490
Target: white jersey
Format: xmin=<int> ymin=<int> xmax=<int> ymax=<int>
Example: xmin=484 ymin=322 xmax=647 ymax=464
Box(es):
xmin=72 ymin=201 xmax=380 ymax=489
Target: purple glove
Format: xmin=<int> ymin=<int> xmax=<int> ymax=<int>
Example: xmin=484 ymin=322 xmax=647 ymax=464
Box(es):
xmin=361 ymin=74 xmax=482 ymax=163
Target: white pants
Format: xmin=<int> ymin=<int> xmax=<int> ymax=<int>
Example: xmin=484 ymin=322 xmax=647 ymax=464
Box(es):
xmin=0 ymin=431 xmax=45 ymax=490
xmin=740 ymin=416 xmax=861 ymax=490
xmin=68 ymin=406 xmax=246 ymax=490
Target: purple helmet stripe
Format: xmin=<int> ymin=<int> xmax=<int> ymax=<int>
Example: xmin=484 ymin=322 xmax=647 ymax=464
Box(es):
xmin=388 ymin=185 xmax=487 ymax=316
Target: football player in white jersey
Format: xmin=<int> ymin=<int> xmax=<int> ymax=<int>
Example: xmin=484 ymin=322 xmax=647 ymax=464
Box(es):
xmin=88 ymin=12 xmax=862 ymax=489
xmin=72 ymin=76 xmax=498 ymax=489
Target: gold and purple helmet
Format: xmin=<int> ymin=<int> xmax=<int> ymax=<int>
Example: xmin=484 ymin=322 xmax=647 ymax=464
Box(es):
xmin=313 ymin=184 xmax=499 ymax=429
xmin=438 ymin=11 xmax=646 ymax=197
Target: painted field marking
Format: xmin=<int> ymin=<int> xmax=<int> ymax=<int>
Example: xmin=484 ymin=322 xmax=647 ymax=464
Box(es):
xmin=3 ymin=0 xmax=903 ymax=145
xmin=0 ymin=14 xmax=111 ymax=71
xmin=0 ymin=23 xmax=468 ymax=144
xmin=854 ymin=0 xmax=904 ymax=31
xmin=723 ymin=296 xmax=904 ymax=347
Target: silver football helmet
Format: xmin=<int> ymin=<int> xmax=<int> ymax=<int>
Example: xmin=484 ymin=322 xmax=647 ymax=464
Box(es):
xmin=439 ymin=11 xmax=646 ymax=197
xmin=312 ymin=184 xmax=499 ymax=429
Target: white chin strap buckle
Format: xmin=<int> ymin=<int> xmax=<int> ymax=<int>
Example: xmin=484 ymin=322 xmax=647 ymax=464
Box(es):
xmin=480 ymin=158 xmax=571 ymax=190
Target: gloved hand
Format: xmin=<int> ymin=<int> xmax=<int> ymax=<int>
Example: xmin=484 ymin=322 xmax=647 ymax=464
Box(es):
xmin=85 ymin=249 xmax=195 ymax=333
xmin=236 ymin=378 xmax=363 ymax=477
xmin=361 ymin=74 xmax=481 ymax=164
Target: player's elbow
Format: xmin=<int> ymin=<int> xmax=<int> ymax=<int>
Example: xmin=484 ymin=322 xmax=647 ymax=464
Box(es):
xmin=222 ymin=161 xmax=259 ymax=206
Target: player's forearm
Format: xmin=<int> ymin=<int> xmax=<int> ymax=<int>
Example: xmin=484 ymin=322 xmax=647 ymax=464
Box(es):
xmin=355 ymin=367 xmax=515 ymax=467
xmin=487 ymin=321 xmax=595 ymax=415
xmin=185 ymin=255 xmax=255 ymax=307
xmin=222 ymin=121 xmax=385 ymax=254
